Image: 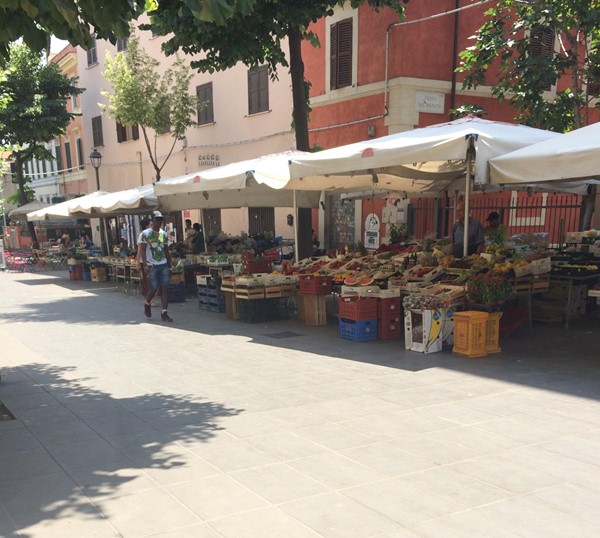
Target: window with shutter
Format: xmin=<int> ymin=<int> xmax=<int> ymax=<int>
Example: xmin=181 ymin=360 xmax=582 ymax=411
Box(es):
xmin=87 ymin=36 xmax=98 ymax=66
xmin=116 ymin=122 xmax=139 ymax=142
xmin=92 ymin=116 xmax=104 ymax=147
xmin=248 ymin=66 xmax=269 ymax=115
xmin=76 ymin=138 xmax=84 ymax=169
xmin=197 ymin=83 xmax=214 ymax=124
xmin=248 ymin=207 xmax=275 ymax=236
xmin=330 ymin=18 xmax=353 ymax=90
xmin=531 ymin=27 xmax=555 ymax=91
xmin=116 ymin=38 xmax=128 ymax=52
xmin=588 ymin=83 xmax=600 ymax=97
xmin=55 ymin=144 xmax=63 ymax=173
xmin=64 ymin=141 xmax=72 ymax=171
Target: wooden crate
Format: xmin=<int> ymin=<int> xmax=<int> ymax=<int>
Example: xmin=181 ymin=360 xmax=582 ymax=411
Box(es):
xmin=303 ymin=294 xmax=327 ymax=326
xmin=511 ymin=277 xmax=531 ymax=294
xmin=265 ymin=285 xmax=282 ymax=298
xmin=280 ymin=284 xmax=297 ymax=297
xmin=531 ymin=274 xmax=550 ymax=292
xmin=224 ymin=293 xmax=240 ymax=320
xmin=235 ymin=286 xmax=265 ymax=300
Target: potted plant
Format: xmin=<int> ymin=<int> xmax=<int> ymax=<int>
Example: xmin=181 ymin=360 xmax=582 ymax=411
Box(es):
xmin=388 ymin=223 xmax=407 ymax=244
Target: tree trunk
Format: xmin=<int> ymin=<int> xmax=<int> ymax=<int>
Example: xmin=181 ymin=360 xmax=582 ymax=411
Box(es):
xmin=15 ymin=153 xmax=39 ymax=249
xmin=288 ymin=24 xmax=312 ymax=261
xmin=288 ymin=24 xmax=309 ymax=152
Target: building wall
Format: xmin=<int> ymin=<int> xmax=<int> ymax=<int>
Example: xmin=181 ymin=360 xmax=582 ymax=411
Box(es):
xmin=303 ymin=1 xmax=600 ymax=245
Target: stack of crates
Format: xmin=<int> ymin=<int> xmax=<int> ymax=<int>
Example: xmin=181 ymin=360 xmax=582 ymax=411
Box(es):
xmin=198 ymin=276 xmax=225 ymax=312
xmin=453 ymin=311 xmax=489 ymax=358
xmin=377 ymin=294 xmax=402 ymax=340
xmin=338 ymin=296 xmax=378 ymax=342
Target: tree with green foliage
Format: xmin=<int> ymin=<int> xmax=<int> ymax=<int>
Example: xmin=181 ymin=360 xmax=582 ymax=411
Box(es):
xmin=0 ymin=43 xmax=81 ymax=247
xmin=147 ymin=0 xmax=409 ymax=152
xmin=0 ymin=0 xmax=260 ymax=63
xmin=100 ymin=34 xmax=197 ymax=182
xmin=458 ymin=0 xmax=600 ymax=132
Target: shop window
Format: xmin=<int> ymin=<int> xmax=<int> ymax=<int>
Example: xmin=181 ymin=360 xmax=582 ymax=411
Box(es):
xmin=248 ymin=207 xmax=275 ymax=236
xmin=197 ymin=82 xmax=214 ymax=124
xmin=92 ymin=116 xmax=104 ymax=147
xmin=116 ymin=122 xmax=139 ymax=142
xmin=330 ymin=18 xmax=353 ymax=90
xmin=248 ymin=66 xmax=269 ymax=115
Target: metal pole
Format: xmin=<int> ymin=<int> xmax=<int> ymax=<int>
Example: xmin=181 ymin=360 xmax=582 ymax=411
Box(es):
xmin=463 ymin=135 xmax=476 ymax=258
xmin=293 ymin=190 xmax=299 ymax=264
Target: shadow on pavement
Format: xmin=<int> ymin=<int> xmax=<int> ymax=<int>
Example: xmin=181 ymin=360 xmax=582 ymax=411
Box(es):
xmin=0 ymin=362 xmax=243 ymax=537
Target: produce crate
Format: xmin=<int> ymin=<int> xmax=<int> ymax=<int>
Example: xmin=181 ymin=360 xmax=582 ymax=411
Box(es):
xmin=170 ymin=272 xmax=185 ymax=284
xmin=499 ymin=306 xmax=529 ymax=338
xmin=280 ymin=284 xmax=297 ymax=297
xmin=511 ymin=277 xmax=531 ymax=294
xmin=339 ymin=319 xmax=378 ymax=342
xmin=236 ymin=286 xmax=265 ymax=300
xmin=531 ymin=274 xmax=550 ymax=292
xmin=302 ymin=294 xmax=327 ymax=326
xmin=224 ymin=293 xmax=240 ymax=320
xmin=239 ymin=298 xmax=287 ymax=323
xmin=486 ymin=312 xmax=502 ymax=354
xmin=265 ymin=285 xmax=282 ymax=298
xmin=299 ymin=275 xmax=333 ymax=295
xmin=168 ymin=282 xmax=186 ymax=303
xmin=243 ymin=260 xmax=272 ymax=274
xmin=452 ymin=311 xmax=488 ymax=358
xmin=338 ymin=296 xmax=378 ymax=321
xmin=378 ymin=317 xmax=402 ymax=340
xmin=530 ymin=257 xmax=552 ymax=275
xmin=378 ymin=296 xmax=402 ymax=320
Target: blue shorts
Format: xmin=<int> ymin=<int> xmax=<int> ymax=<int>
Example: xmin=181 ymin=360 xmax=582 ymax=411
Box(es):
xmin=149 ymin=263 xmax=170 ymax=290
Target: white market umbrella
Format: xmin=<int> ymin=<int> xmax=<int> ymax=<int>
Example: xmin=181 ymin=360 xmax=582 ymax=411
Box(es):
xmin=155 ymin=150 xmax=320 ymax=212
xmin=288 ymin=116 xmax=559 ymax=255
xmin=26 ymin=191 xmax=109 ymax=221
xmin=489 ymin=121 xmax=600 ymax=186
xmin=68 ymin=184 xmax=158 ymax=216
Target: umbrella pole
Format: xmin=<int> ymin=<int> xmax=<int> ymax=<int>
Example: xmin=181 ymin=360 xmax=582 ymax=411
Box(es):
xmin=463 ymin=135 xmax=476 ymax=258
xmin=293 ymin=190 xmax=299 ymax=265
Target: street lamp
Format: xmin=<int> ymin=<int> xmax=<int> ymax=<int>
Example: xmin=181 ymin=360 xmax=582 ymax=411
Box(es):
xmin=89 ymin=149 xmax=107 ymax=254
xmin=90 ymin=149 xmax=102 ymax=190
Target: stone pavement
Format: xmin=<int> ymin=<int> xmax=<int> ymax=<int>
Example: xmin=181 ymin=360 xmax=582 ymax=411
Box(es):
xmin=1 ymin=269 xmax=600 ymax=538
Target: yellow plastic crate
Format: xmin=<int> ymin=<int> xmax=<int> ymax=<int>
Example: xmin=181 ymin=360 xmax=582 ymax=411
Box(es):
xmin=453 ymin=311 xmax=488 ymax=358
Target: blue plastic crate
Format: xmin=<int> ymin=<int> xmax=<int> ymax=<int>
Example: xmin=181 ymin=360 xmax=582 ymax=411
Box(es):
xmin=338 ymin=318 xmax=378 ymax=342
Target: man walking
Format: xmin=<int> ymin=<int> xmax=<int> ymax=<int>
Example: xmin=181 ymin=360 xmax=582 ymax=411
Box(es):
xmin=138 ymin=211 xmax=173 ymax=322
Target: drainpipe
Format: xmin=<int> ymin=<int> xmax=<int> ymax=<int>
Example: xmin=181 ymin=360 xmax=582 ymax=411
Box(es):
xmin=136 ymin=151 xmax=143 ymax=186
xmin=450 ymin=0 xmax=460 ymax=117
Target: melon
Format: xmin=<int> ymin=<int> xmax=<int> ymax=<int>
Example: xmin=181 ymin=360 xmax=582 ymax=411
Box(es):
xmin=344 ymin=276 xmax=359 ymax=286
xmin=359 ymin=277 xmax=374 ymax=286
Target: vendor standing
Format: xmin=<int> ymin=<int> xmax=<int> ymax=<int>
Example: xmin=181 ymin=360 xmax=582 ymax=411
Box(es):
xmin=484 ymin=211 xmax=507 ymax=245
xmin=451 ymin=201 xmax=485 ymax=257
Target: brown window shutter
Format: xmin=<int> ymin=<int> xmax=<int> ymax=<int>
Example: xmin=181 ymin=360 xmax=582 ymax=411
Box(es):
xmin=337 ymin=19 xmax=353 ymax=88
xmin=330 ymin=23 xmax=338 ymax=90
xmin=116 ymin=122 xmax=124 ymax=143
xmin=132 ymin=124 xmax=139 ymax=140
xmin=248 ymin=70 xmax=259 ymax=114
xmin=330 ymin=19 xmax=352 ymax=90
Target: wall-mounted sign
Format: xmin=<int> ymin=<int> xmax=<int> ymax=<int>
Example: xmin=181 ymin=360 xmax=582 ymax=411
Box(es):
xmin=198 ymin=154 xmax=220 ymax=167
xmin=415 ymin=91 xmax=445 ymax=114
xmin=364 ymin=213 xmax=380 ymax=249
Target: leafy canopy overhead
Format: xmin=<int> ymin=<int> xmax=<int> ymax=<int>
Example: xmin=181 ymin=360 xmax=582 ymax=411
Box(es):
xmin=0 ymin=0 xmax=257 ymax=63
xmin=150 ymin=0 xmax=408 ymax=74
xmin=458 ymin=0 xmax=600 ymax=131
xmin=101 ymin=33 xmax=197 ymax=181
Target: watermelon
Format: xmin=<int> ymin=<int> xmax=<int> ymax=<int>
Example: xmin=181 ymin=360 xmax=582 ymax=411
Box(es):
xmin=344 ymin=276 xmax=359 ymax=286
xmin=359 ymin=277 xmax=374 ymax=286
